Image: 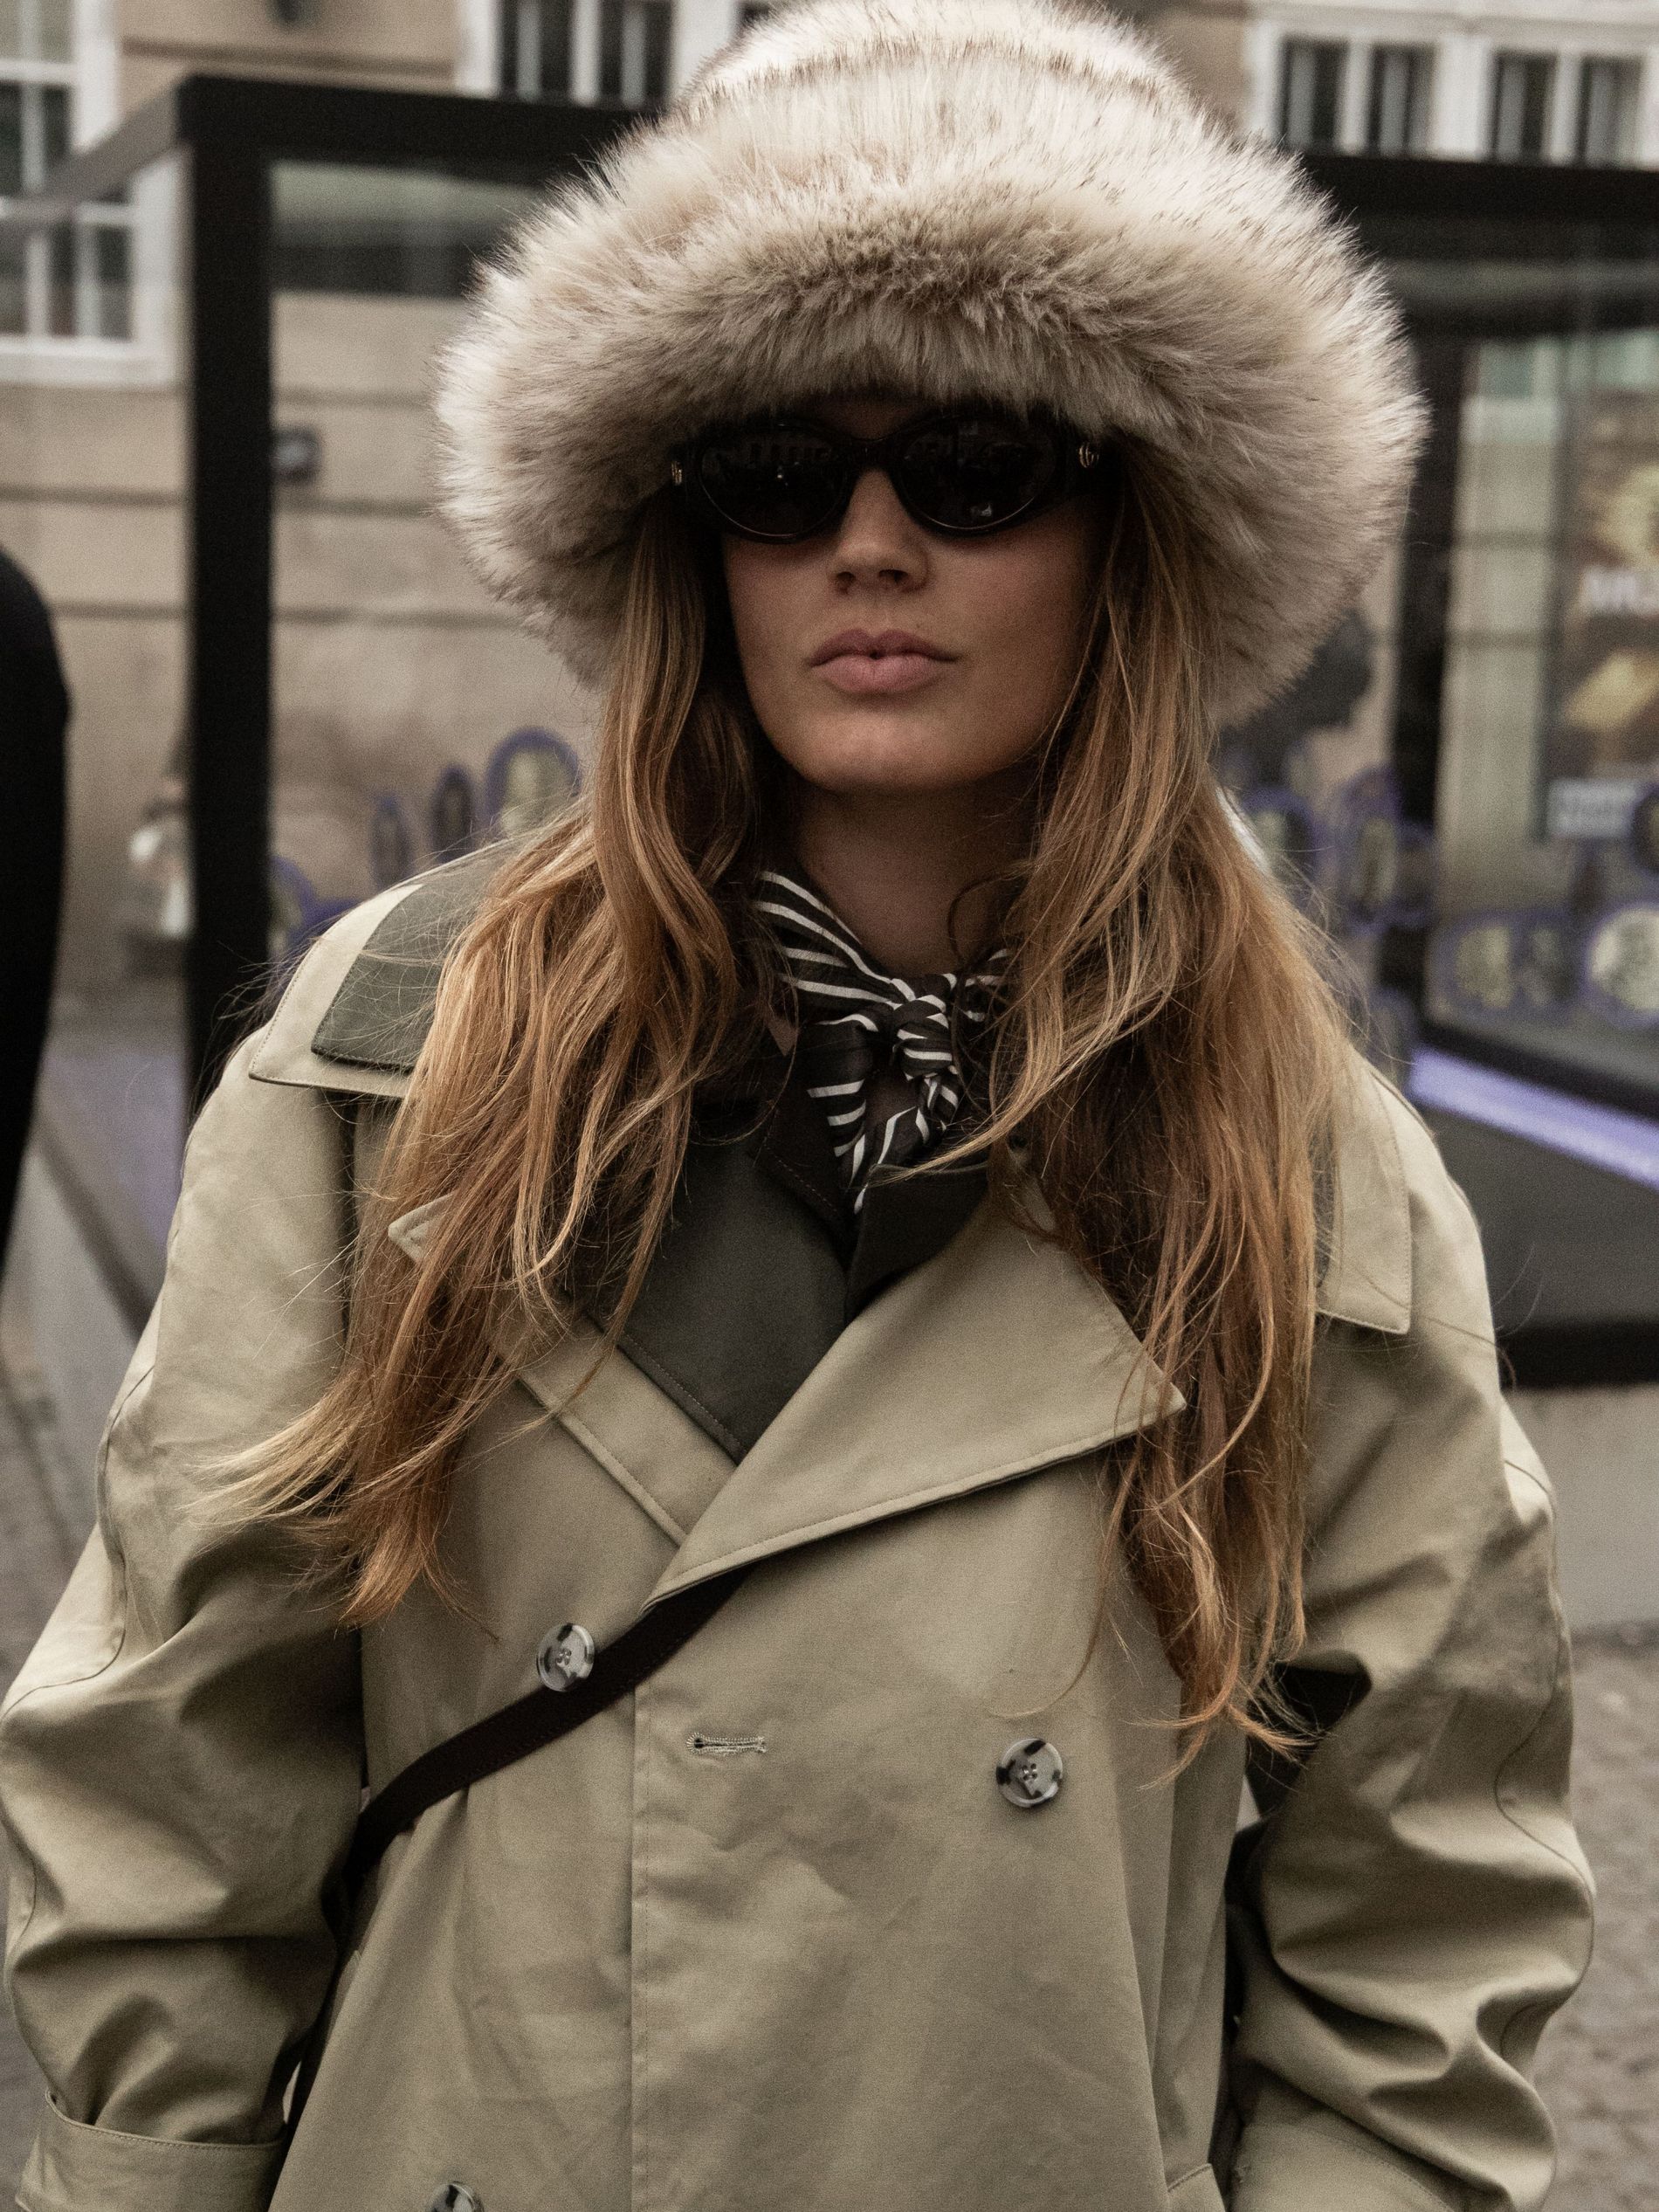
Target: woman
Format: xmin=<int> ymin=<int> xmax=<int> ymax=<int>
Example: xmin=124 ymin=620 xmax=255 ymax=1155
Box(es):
xmin=0 ymin=6 xmax=1590 ymax=2211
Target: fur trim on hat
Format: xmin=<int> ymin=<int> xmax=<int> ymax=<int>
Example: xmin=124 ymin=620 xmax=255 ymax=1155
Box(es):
xmin=436 ymin=0 xmax=1424 ymax=724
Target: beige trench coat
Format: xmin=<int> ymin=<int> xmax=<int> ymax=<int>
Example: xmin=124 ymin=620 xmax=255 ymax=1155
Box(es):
xmin=1 ymin=882 xmax=1593 ymax=2212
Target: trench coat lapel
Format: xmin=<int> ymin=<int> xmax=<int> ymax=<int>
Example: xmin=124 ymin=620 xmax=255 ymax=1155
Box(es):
xmin=390 ymin=1064 xmax=1407 ymax=1606
xmin=382 ymin=1196 xmax=736 ymax=1544
xmin=398 ymin=1178 xmax=1179 ymax=1600
xmin=485 ymin=1186 xmax=1183 ymax=1606
xmin=513 ymin=1323 xmax=739 ymax=1546
xmin=644 ymin=1191 xmax=1181 ymax=1601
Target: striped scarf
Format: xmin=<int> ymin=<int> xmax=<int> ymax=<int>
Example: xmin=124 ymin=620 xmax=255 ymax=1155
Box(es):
xmin=754 ymin=868 xmax=1005 ymax=1209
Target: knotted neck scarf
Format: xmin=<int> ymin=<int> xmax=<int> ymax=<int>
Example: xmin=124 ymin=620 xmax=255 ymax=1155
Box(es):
xmin=754 ymin=868 xmax=1007 ymax=1210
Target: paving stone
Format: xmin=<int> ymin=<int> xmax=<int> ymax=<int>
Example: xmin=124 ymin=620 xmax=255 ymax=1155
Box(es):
xmin=1535 ymin=1623 xmax=1659 ymax=2212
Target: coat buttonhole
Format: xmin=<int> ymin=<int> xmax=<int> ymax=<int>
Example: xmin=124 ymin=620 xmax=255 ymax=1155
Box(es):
xmin=689 ymin=1731 xmax=768 ymax=1757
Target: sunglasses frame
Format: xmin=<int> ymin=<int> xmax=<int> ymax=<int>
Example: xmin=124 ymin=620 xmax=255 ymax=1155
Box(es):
xmin=670 ymin=407 xmax=1105 ymax=544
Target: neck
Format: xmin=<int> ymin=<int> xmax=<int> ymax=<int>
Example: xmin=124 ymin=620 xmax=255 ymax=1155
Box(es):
xmin=788 ymin=769 xmax=1032 ymax=974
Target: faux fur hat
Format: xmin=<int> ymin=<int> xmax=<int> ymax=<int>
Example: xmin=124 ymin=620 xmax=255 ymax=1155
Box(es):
xmin=437 ymin=0 xmax=1424 ymax=725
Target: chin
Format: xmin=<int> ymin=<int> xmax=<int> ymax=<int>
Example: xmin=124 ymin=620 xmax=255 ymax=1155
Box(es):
xmin=785 ymin=717 xmax=995 ymax=796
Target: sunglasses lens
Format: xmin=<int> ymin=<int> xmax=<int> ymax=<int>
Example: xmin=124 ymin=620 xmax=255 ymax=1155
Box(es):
xmin=694 ymin=422 xmax=846 ymax=541
xmin=898 ymin=414 xmax=1057 ymax=532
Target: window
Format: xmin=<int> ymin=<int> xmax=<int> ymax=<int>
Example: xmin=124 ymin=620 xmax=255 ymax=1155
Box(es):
xmin=598 ymin=0 xmax=670 ymax=103
xmin=499 ymin=0 xmax=575 ymax=99
xmin=499 ymin=0 xmax=668 ymax=104
xmin=0 ymin=75 xmax=69 ymax=197
xmin=1366 ymin=45 xmax=1433 ymax=155
xmin=1489 ymin=51 xmax=1556 ymax=162
xmin=0 ymin=0 xmax=132 ymax=342
xmin=1576 ymin=58 xmax=1641 ymax=165
xmin=1278 ymin=39 xmax=1346 ymax=151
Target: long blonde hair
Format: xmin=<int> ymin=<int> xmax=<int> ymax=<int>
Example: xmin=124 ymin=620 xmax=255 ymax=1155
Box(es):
xmin=239 ymin=451 xmax=1347 ymax=1754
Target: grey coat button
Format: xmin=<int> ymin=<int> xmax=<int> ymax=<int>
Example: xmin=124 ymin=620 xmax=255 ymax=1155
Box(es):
xmin=996 ymin=1736 xmax=1064 ymax=1809
xmin=428 ymin=2188 xmax=482 ymax=2212
xmin=536 ymin=1621 xmax=595 ymax=1692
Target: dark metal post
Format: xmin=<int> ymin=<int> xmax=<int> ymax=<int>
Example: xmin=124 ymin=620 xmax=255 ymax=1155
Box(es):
xmin=1389 ymin=336 xmax=1467 ymax=830
xmin=184 ymin=133 xmax=272 ymax=1103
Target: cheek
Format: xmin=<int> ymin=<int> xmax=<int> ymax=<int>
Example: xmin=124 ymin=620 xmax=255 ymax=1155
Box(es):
xmin=722 ymin=541 xmax=805 ymax=709
xmin=960 ymin=530 xmax=1096 ymax=706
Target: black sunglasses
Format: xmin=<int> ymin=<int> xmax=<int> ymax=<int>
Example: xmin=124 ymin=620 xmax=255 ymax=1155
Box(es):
xmin=670 ymin=407 xmax=1105 ymax=543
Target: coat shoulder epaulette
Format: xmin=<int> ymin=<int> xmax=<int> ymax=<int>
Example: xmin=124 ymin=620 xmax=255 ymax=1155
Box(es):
xmin=247 ymin=844 xmax=506 ymax=1096
xmin=1317 ymin=1047 xmax=1413 ymax=1336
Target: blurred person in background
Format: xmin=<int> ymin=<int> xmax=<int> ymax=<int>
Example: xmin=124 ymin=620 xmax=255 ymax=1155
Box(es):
xmin=0 ymin=7 xmax=1592 ymax=2212
xmin=0 ymin=546 xmax=68 ymax=1271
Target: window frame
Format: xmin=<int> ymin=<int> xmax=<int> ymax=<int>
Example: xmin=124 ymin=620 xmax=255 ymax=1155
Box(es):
xmin=1366 ymin=42 xmax=1434 ymax=157
xmin=1277 ymin=34 xmax=1347 ymax=152
xmin=499 ymin=0 xmax=577 ymax=101
xmin=0 ymin=0 xmax=141 ymax=370
xmin=1488 ymin=48 xmax=1558 ymax=163
xmin=1575 ymin=54 xmax=1642 ymax=167
xmin=596 ymin=0 xmax=671 ymax=105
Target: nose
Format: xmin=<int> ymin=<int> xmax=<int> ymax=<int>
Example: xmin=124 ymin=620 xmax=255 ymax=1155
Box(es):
xmin=830 ymin=465 xmax=929 ymax=593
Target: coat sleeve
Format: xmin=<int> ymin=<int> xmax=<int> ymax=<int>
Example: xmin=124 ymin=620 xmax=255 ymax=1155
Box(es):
xmin=1224 ymin=1084 xmax=1594 ymax=2212
xmin=0 ymin=1031 xmax=365 ymax=2212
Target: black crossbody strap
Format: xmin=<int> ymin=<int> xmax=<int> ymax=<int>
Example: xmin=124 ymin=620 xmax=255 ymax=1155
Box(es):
xmin=344 ymin=1566 xmax=749 ymax=1894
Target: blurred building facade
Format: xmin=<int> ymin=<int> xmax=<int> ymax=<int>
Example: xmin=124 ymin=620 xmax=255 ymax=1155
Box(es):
xmin=1130 ymin=1 xmax=1659 ymax=158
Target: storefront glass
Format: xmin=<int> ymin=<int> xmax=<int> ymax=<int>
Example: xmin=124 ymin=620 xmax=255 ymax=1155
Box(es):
xmin=1223 ymin=235 xmax=1659 ymax=1117
xmin=1432 ymin=322 xmax=1659 ymax=1096
xmin=3 ymin=83 xmax=618 ymax=1327
xmin=19 ymin=149 xmax=189 ymax=1323
xmin=1218 ymin=195 xmax=1659 ymax=1370
xmin=267 ymin=161 xmax=588 ymax=966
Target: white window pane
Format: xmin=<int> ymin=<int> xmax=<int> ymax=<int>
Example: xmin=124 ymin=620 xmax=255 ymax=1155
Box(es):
xmin=93 ymin=222 xmax=131 ymax=340
xmin=0 ymin=236 xmax=24 ymax=334
xmin=500 ymin=0 xmax=574 ymax=99
xmin=45 ymin=217 xmax=72 ymax=334
xmin=621 ymin=0 xmax=646 ymax=100
xmin=0 ymin=80 xmax=21 ymax=195
xmin=598 ymin=0 xmax=667 ymax=101
xmin=1578 ymin=59 xmax=1640 ymax=165
xmin=1490 ymin=52 xmax=1554 ymax=161
xmin=40 ymin=78 xmax=68 ymax=175
xmin=38 ymin=0 xmax=72 ymax=63
xmin=0 ymin=0 xmax=69 ymax=62
xmin=1368 ymin=45 xmax=1432 ymax=155
xmin=1280 ymin=38 xmax=1345 ymax=149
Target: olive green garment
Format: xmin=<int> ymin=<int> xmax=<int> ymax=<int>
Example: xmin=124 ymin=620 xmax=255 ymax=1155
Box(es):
xmin=1 ymin=877 xmax=1592 ymax=2212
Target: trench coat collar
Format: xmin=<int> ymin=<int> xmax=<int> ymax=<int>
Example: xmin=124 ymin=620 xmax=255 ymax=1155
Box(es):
xmin=251 ymin=864 xmax=1414 ymax=1338
xmin=476 ymin=1182 xmax=1184 ymax=1605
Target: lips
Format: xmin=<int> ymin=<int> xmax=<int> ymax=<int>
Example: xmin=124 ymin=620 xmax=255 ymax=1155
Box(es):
xmin=809 ymin=628 xmax=953 ymax=666
xmin=809 ymin=627 xmax=956 ymax=696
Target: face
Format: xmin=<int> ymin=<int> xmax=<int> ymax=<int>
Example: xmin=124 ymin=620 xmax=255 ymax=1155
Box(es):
xmin=720 ymin=396 xmax=1102 ymax=803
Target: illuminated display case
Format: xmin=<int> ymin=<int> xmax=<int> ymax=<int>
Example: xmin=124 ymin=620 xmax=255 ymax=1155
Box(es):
xmin=5 ymin=100 xmax=1658 ymax=1379
xmin=1252 ymin=152 xmax=1659 ymax=1381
